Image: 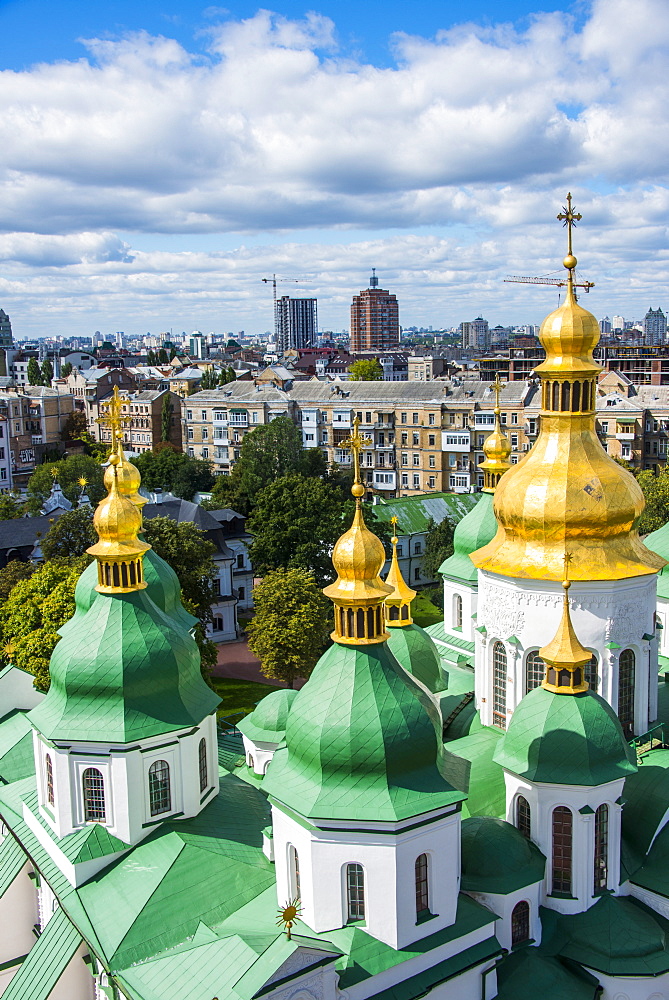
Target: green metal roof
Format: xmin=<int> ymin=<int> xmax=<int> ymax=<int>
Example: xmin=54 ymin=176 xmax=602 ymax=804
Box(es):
xmin=29 ymin=588 xmax=220 ymax=744
xmin=496 ymin=949 xmax=598 ymax=1000
xmin=370 ymin=493 xmax=479 ymax=536
xmin=24 ymin=788 xmax=130 ymax=864
xmin=460 ymin=816 xmax=546 ymax=894
xmin=620 ymin=749 xmax=669 ymax=878
xmin=238 ymin=689 xmax=298 ymax=744
xmin=630 ymin=818 xmax=669 ymax=899
xmin=645 ymin=521 xmax=669 ymax=599
xmin=385 ymin=623 xmax=446 ymax=694
xmin=494 ymin=687 xmax=637 ymax=786
xmin=264 ymin=640 xmax=467 ymax=823
xmin=447 ymin=724 xmax=506 ymax=819
xmin=1 ymin=907 xmax=82 ymax=1000
xmin=0 ymin=710 xmax=37 ymax=784
xmin=439 ymin=492 xmax=497 ymax=584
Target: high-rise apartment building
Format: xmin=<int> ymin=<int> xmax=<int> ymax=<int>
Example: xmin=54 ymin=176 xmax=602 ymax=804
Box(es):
xmin=0 ymin=310 xmax=14 ymax=350
xmin=350 ymin=270 xmax=399 ymax=352
xmin=276 ymin=296 xmax=318 ymax=351
xmin=644 ymin=307 xmax=666 ymax=346
xmin=461 ymin=316 xmax=490 ymax=349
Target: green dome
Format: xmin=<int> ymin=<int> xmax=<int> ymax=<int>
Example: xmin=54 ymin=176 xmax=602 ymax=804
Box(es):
xmin=386 ymin=623 xmax=446 ymax=694
xmin=439 ymin=493 xmax=497 ymax=584
xmin=494 ymin=686 xmax=636 ymax=786
xmin=461 ymin=816 xmax=545 ymax=893
xmin=30 ymin=588 xmax=220 ymax=744
xmin=264 ymin=640 xmax=466 ymax=823
xmin=558 ymin=894 xmax=669 ymax=975
xmin=644 ymin=520 xmax=669 ymax=599
xmin=238 ymin=688 xmax=298 ymax=743
xmin=61 ymin=547 xmax=198 ymax=638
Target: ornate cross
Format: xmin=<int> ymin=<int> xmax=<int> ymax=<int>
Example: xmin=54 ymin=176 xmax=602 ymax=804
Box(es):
xmin=341 ymin=416 xmax=372 ymax=485
xmin=557 ymin=192 xmax=582 ymax=258
xmin=491 ymin=372 xmax=506 ymax=410
xmin=96 ymin=386 xmax=131 ymax=452
xmin=563 ymin=550 xmax=573 ymax=586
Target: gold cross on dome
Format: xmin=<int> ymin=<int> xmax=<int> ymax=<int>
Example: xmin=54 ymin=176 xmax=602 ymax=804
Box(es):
xmin=563 ymin=550 xmax=573 ymax=587
xmin=491 ymin=372 xmax=506 ymax=410
xmin=96 ymin=386 xmax=131 ymax=452
xmin=557 ymin=192 xmax=582 ymax=258
xmin=341 ymin=416 xmax=372 ymax=485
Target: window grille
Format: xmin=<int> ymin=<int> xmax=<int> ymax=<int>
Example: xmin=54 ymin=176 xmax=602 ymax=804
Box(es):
xmin=148 ymin=760 xmax=171 ymax=816
xmin=198 ymin=739 xmax=208 ymax=793
xmin=525 ymin=650 xmax=544 ymax=692
xmin=83 ymin=768 xmax=105 ymax=822
xmin=552 ymin=807 xmax=572 ymax=893
xmin=415 ymin=854 xmax=429 ymax=916
xmin=618 ymin=649 xmax=635 ymax=736
xmin=346 ymin=863 xmax=365 ymax=921
xmin=594 ymin=804 xmax=608 ymax=893
xmin=45 ymin=755 xmax=54 ymax=806
xmin=516 ymin=795 xmax=531 ymax=839
xmin=511 ymin=900 xmax=530 ymax=946
xmin=492 ymin=642 xmax=507 ymax=728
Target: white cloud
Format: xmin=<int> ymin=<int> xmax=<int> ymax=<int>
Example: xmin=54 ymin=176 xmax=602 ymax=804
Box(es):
xmin=0 ymin=1 xmax=668 ymax=335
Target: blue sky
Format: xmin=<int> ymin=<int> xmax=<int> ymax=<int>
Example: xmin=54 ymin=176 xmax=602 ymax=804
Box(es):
xmin=0 ymin=0 xmax=667 ymax=338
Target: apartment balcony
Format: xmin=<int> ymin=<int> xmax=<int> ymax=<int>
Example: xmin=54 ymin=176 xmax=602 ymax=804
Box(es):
xmin=442 ymin=432 xmax=471 ymax=453
xmin=615 ymin=431 xmax=635 ymax=440
xmin=229 ymin=417 xmax=248 ymax=428
xmin=474 ymin=414 xmax=495 ymax=429
xmin=31 ymin=435 xmax=43 ymax=446
xmin=374 ymin=419 xmax=395 ymax=428
xmin=334 ymin=450 xmax=352 ymax=465
xmin=373 ymin=471 xmax=396 ymax=488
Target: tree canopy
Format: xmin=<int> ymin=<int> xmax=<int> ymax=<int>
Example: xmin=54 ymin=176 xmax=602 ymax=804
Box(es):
xmin=349 ymin=358 xmax=384 ymax=381
xmin=41 ymin=507 xmax=97 ymax=560
xmin=142 ymin=515 xmax=217 ymax=623
xmin=247 ymin=568 xmax=331 ymax=687
xmin=421 ymin=516 xmax=456 ymax=582
xmin=60 ymin=409 xmax=91 ymax=443
xmin=0 ymin=493 xmax=24 ymax=519
xmin=27 ymin=454 xmax=106 ymax=511
xmin=132 ymin=449 xmax=214 ymax=501
xmin=637 ymin=467 xmax=669 ymax=535
xmin=27 ymin=357 xmax=42 ymax=386
xmin=60 ymin=361 xmax=73 ymax=378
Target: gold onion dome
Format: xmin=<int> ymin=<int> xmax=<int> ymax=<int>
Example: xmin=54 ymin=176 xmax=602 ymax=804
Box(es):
xmin=472 ymin=194 xmax=665 ymax=581
xmin=478 ymin=374 xmax=512 ymax=493
xmin=87 ymin=454 xmax=149 ymax=593
xmin=323 ymin=418 xmax=391 ymax=644
xmin=384 ymin=518 xmax=416 ymax=626
xmin=104 ymin=431 xmax=145 ymax=508
xmin=540 ymin=573 xmax=590 ymax=694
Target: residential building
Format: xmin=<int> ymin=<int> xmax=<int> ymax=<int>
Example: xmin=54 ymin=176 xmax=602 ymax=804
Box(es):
xmin=407 ymin=354 xmax=450 ymax=381
xmin=350 ymin=269 xmax=400 ymax=352
xmin=0 ymin=309 xmax=13 ymax=350
xmin=96 ymin=389 xmax=183 ymax=453
xmin=276 ymin=296 xmax=318 ymax=352
xmin=60 ymin=366 xmax=138 ymax=431
xmin=0 ymin=387 xmax=74 ymax=487
xmin=461 ymin=317 xmax=490 ymax=350
xmin=644 ymin=306 xmax=666 ymax=346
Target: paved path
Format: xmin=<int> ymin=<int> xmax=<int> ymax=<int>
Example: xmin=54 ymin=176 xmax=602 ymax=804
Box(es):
xmin=213 ymin=639 xmax=305 ymax=689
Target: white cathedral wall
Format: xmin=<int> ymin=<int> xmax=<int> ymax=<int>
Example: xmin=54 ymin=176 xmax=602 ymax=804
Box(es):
xmin=503 ymin=771 xmax=625 ymax=914
xmin=583 ymin=966 xmax=669 ymax=1000
xmin=0 ymin=857 xmax=37 ymax=967
xmin=464 ymin=883 xmax=543 ymax=951
xmin=441 ymin=580 xmax=477 ymax=645
xmin=49 ymin=942 xmax=94 ymax=1000
xmin=475 ymin=571 xmax=658 ymax=734
xmin=271 ymin=805 xmax=461 ymax=950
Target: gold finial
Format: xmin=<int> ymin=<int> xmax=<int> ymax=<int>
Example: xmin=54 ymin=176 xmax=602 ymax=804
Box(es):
xmin=384 ymin=515 xmax=416 ymax=626
xmin=276 ymin=899 xmax=302 ymax=940
xmin=78 ymin=477 xmax=87 ymax=488
xmin=540 ymin=551 xmax=590 ymax=695
xmin=50 ymin=467 xmax=58 ymax=480
xmin=557 ymin=192 xmax=582 ymax=272
xmin=96 ymin=386 xmax=131 ymax=457
xmin=87 ymin=459 xmax=150 ymax=593
xmin=491 ymin=372 xmax=506 ymax=412
xmin=478 ymin=372 xmax=512 ymax=493
xmin=340 ymin=417 xmax=372 ymax=502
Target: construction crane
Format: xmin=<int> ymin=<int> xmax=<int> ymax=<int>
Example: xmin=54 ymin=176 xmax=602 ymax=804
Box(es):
xmin=505 ymin=195 xmax=595 ymax=297
xmin=261 ymin=274 xmax=304 ymax=344
xmin=504 ymin=274 xmax=595 ymax=293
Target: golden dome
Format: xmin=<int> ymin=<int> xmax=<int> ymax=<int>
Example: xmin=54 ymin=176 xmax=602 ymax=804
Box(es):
xmin=478 ymin=375 xmax=512 ymax=493
xmin=88 ymin=457 xmax=149 ymax=592
xmin=384 ymin=519 xmax=416 ymax=626
xmin=540 ymin=580 xmax=590 ymax=694
xmin=104 ymin=431 xmax=145 ymax=508
xmin=471 ymin=196 xmax=665 ymax=582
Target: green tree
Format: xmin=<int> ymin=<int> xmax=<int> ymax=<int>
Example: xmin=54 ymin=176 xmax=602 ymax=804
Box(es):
xmin=349 ymin=358 xmax=383 ymax=381
xmin=158 ymin=348 xmax=169 ymax=364
xmin=637 ymin=467 xmax=669 ymax=534
xmin=41 ymin=359 xmax=54 ymax=386
xmin=147 ymin=350 xmax=157 ymax=366
xmin=142 ymin=516 xmax=217 ymax=623
xmin=0 ymin=493 xmax=24 ymax=519
xmin=171 ymin=457 xmax=214 ymax=501
xmin=27 ymin=454 xmax=106 ymax=510
xmin=60 ymin=361 xmax=73 ymax=378
xmin=27 ymin=357 xmax=42 ymax=386
xmin=41 ymin=508 xmax=97 ymax=560
xmin=219 ymin=367 xmax=236 ymax=386
xmin=60 ymin=409 xmax=91 ymax=443
xmin=247 ymin=474 xmax=355 ymax=586
xmin=0 ymin=560 xmax=34 ymax=601
xmin=224 ymin=415 xmax=304 ymax=513
xmin=161 ymin=393 xmax=174 ymax=442
xmin=247 ymin=568 xmax=332 ymax=687
xmin=421 ymin=516 xmax=456 ymax=583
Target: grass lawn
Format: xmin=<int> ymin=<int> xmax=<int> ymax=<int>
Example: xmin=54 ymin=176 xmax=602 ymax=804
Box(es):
xmin=412 ymin=593 xmax=443 ymax=628
xmin=211 ymin=676 xmax=280 ymax=719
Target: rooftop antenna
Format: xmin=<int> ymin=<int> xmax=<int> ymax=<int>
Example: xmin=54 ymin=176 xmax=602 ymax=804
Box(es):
xmin=369 ymin=268 xmax=379 ymax=289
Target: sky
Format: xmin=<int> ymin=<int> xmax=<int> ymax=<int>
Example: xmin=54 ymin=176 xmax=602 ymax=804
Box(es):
xmin=1 ymin=0 xmax=668 ymax=339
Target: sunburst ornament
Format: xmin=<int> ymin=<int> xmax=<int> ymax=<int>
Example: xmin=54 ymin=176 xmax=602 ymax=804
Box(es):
xmin=3 ymin=641 xmax=15 ymax=661
xmin=50 ymin=467 xmax=59 ymax=479
xmin=78 ymin=477 xmax=88 ymax=488
xmin=276 ymin=898 xmax=302 ymax=940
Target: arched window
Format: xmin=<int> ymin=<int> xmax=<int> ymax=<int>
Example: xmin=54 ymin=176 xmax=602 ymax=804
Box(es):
xmin=45 ymin=755 xmax=54 ymax=807
xmin=82 ymin=768 xmax=105 ymax=822
xmin=516 ymin=795 xmax=531 ymax=839
xmin=148 ymin=760 xmax=171 ymax=816
xmin=525 ymin=650 xmax=544 ymax=693
xmin=585 ymin=654 xmax=598 ymax=693
xmin=594 ymin=804 xmax=609 ymax=893
xmin=453 ymin=594 xmax=463 ymax=629
xmin=511 ymin=901 xmax=530 ymax=946
xmin=618 ymin=649 xmax=635 ymax=737
xmin=492 ymin=642 xmax=507 ymax=729
xmin=290 ymin=845 xmax=301 ymax=898
xmin=346 ymin=863 xmax=365 ymax=922
xmin=198 ymin=738 xmax=208 ymax=793
xmin=247 ymin=752 xmax=254 ymax=768
xmin=552 ymin=807 xmax=572 ymax=894
xmin=415 ymin=854 xmax=429 ymax=917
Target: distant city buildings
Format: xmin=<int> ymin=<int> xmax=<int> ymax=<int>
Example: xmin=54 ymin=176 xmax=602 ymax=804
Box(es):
xmin=350 ymin=270 xmax=400 ymax=352
xmin=276 ymin=296 xmax=318 ymax=352
xmin=461 ymin=317 xmax=491 ymax=350
xmin=644 ymin=307 xmax=667 ymax=346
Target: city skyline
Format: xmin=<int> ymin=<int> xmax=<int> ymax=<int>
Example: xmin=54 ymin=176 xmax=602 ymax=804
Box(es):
xmin=1 ymin=0 xmax=668 ymax=338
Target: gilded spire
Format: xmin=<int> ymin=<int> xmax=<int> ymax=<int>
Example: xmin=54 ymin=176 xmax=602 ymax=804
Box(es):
xmin=323 ymin=417 xmax=391 ymax=644
xmin=540 ymin=555 xmax=590 ymax=694
xmin=99 ymin=388 xmax=145 ymax=510
xmin=384 ymin=515 xmax=416 ymax=626
xmin=87 ymin=453 xmax=150 ymax=593
xmin=478 ymin=373 xmax=512 ymax=493
xmin=471 ymin=194 xmax=665 ymax=582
